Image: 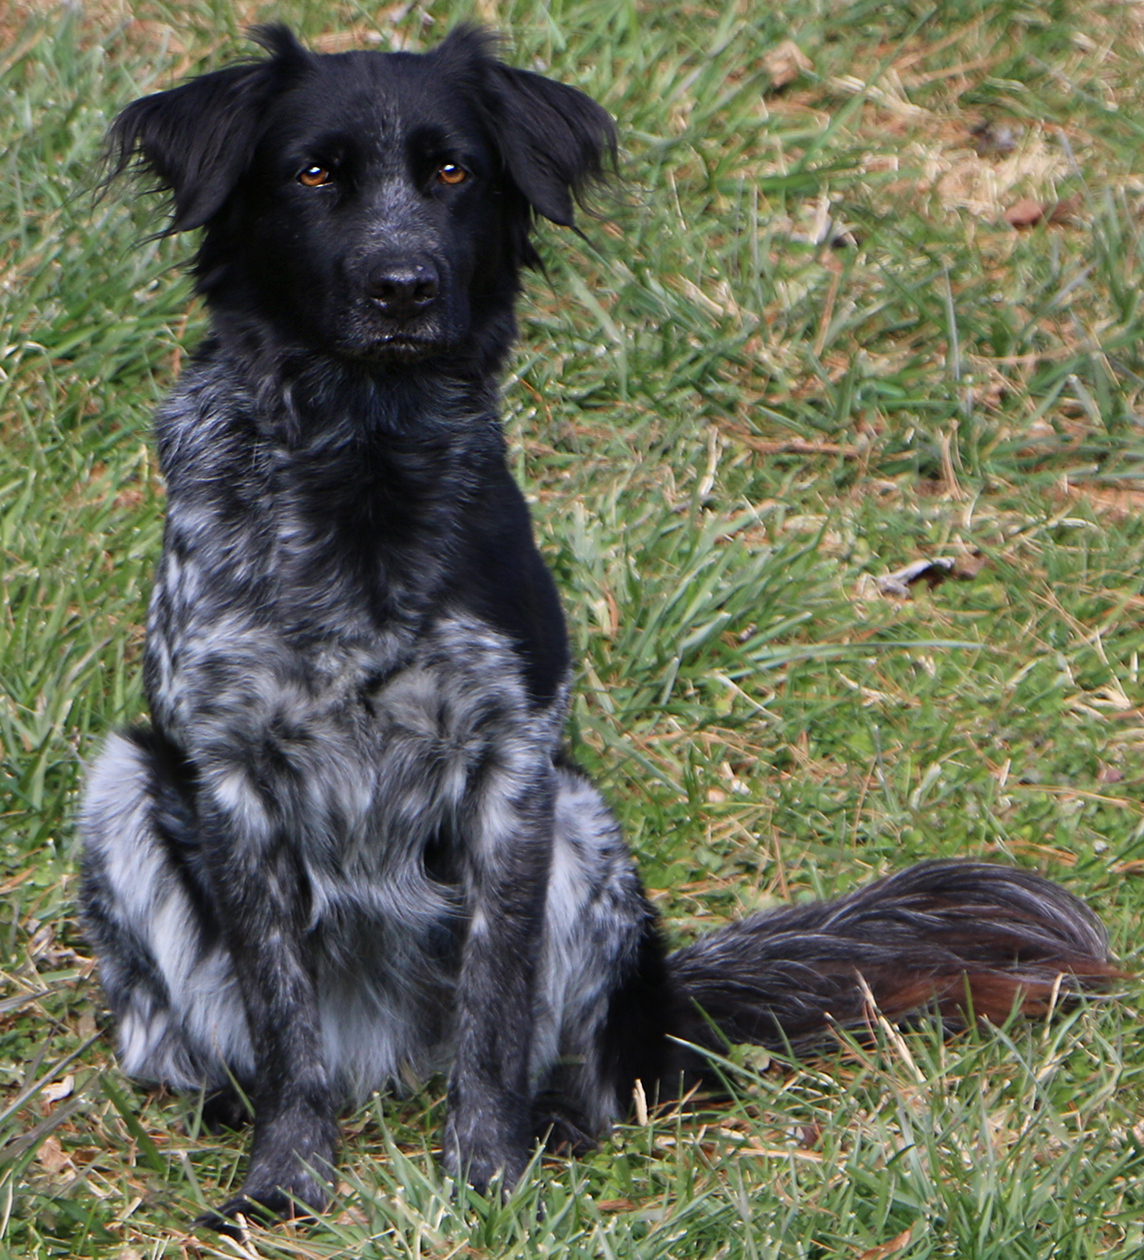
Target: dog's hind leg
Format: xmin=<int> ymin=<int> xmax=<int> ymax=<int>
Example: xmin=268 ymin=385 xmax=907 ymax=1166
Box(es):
xmin=79 ymin=729 xmax=252 ymax=1095
xmin=527 ymin=761 xmax=676 ymax=1150
xmin=82 ymin=723 xmax=337 ymax=1230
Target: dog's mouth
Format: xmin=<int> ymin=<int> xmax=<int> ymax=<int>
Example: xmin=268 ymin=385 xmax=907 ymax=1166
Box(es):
xmin=337 ymin=294 xmax=460 ymax=363
xmin=365 ymin=334 xmax=444 ymax=362
xmin=334 ymin=323 xmax=447 ymax=363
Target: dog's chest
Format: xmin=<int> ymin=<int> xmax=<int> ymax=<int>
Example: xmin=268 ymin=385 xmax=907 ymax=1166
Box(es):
xmin=147 ymin=546 xmax=559 ymax=853
xmin=144 ymin=371 xmax=566 ymax=886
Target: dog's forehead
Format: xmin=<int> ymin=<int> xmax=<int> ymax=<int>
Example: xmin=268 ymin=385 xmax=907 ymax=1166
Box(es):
xmin=287 ymin=48 xmax=485 ymax=145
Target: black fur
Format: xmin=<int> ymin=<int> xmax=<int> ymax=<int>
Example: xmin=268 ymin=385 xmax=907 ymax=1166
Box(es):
xmin=81 ymin=26 xmax=1119 ymax=1236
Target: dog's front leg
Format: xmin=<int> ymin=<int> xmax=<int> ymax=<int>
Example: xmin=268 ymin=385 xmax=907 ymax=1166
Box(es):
xmin=443 ymin=761 xmax=555 ymax=1195
xmin=195 ymin=796 xmax=339 ymax=1233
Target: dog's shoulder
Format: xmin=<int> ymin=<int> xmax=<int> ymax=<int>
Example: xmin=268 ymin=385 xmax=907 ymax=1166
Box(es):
xmin=444 ymin=456 xmax=569 ymax=707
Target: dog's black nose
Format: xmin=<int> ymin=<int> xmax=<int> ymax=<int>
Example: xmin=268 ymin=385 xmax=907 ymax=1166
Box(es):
xmin=366 ymin=260 xmax=440 ymax=319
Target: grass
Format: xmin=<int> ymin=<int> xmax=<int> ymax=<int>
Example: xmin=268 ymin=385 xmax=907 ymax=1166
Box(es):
xmin=3 ymin=0 xmax=1144 ymax=1254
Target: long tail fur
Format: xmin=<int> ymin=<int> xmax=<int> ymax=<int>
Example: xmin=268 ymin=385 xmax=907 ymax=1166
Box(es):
xmin=667 ymin=861 xmax=1121 ymax=1059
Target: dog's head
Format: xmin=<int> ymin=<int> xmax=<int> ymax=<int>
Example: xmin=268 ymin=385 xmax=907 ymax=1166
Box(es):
xmin=106 ymin=26 xmax=615 ymax=373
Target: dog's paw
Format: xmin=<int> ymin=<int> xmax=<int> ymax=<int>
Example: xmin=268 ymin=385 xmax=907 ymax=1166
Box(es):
xmin=194 ymin=1174 xmax=328 ymax=1237
xmin=194 ymin=1195 xmax=283 ymax=1240
xmin=196 ymin=1103 xmax=338 ymax=1234
xmin=442 ymin=1104 xmax=531 ymax=1196
xmin=532 ymin=1110 xmax=597 ymax=1158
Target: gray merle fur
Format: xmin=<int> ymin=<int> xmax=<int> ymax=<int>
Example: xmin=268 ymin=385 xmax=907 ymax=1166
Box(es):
xmin=80 ymin=25 xmax=1120 ymax=1236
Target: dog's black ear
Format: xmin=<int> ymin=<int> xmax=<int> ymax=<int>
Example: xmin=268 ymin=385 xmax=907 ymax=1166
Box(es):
xmin=487 ymin=62 xmax=616 ymax=227
xmin=105 ymin=25 xmax=310 ymax=231
xmin=436 ymin=26 xmax=616 ymax=229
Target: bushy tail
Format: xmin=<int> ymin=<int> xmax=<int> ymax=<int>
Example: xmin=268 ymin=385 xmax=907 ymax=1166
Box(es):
xmin=667 ymin=861 xmax=1122 ymax=1058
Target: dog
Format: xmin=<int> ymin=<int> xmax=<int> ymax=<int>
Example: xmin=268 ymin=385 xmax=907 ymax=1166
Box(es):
xmin=80 ymin=25 xmax=1119 ymax=1235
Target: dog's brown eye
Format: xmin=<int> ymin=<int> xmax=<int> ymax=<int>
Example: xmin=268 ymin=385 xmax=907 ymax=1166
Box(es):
xmin=298 ymin=165 xmax=332 ymax=188
xmin=436 ymin=163 xmax=468 ymax=186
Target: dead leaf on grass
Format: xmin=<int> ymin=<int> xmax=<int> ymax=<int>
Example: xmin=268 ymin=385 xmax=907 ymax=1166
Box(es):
xmin=763 ymin=39 xmax=812 ymax=90
xmin=41 ymin=1074 xmax=74 ymax=1104
xmin=36 ymin=1136 xmax=73 ymax=1174
xmin=858 ymin=1228 xmax=915 ymax=1260
xmin=1004 ymin=195 xmax=1082 ymax=228
xmin=1047 ymin=194 xmax=1083 ymax=223
xmin=1004 ymin=197 xmax=1047 ymax=228
xmin=952 ymin=550 xmax=988 ymax=580
xmin=875 ymin=557 xmax=956 ymax=597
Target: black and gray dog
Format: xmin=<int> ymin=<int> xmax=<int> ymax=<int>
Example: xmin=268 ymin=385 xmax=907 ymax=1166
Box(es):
xmin=80 ymin=25 xmax=1118 ymax=1234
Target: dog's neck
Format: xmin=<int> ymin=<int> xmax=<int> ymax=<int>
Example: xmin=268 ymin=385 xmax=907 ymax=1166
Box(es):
xmin=201 ymin=311 xmax=506 ymax=450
